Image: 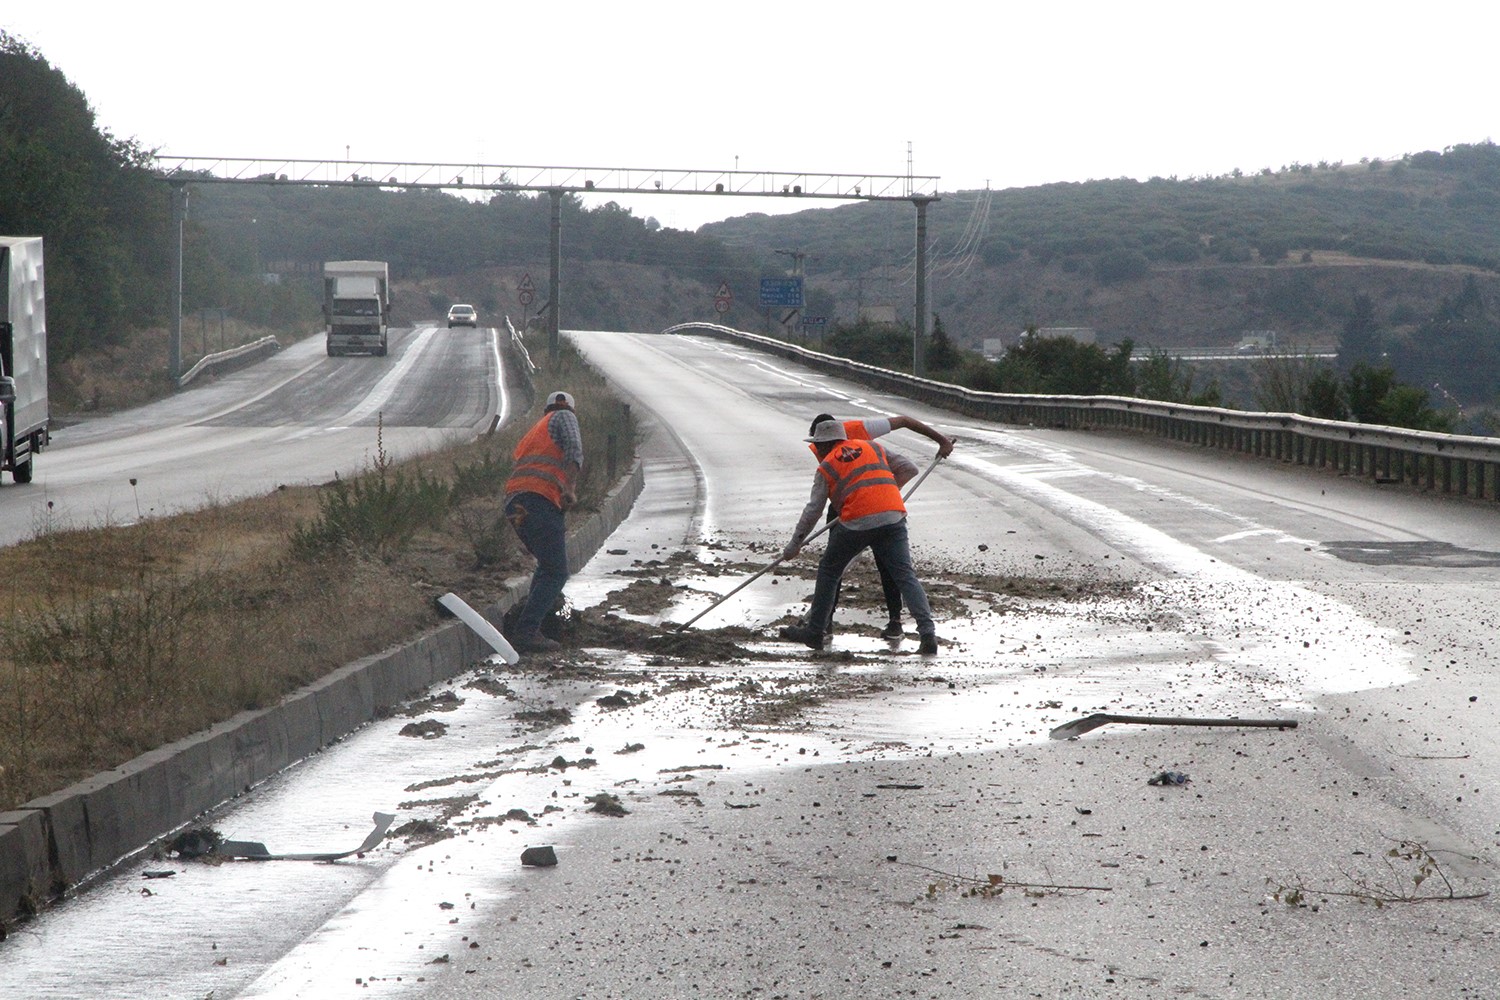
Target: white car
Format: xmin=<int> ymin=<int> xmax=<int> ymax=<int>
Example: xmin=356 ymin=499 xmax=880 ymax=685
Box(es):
xmin=446 ymin=304 xmax=478 ymax=328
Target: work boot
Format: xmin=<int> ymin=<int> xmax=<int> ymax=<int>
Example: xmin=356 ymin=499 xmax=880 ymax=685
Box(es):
xmin=917 ymin=633 xmax=939 ymax=656
xmin=880 ymin=619 xmax=904 ymax=639
xmin=778 ymin=623 xmax=827 ymax=651
xmin=513 ymin=632 xmax=561 ymax=654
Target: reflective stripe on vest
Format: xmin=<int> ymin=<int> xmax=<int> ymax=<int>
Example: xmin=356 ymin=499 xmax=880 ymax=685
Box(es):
xmin=506 ymin=412 xmax=570 ymax=506
xmin=817 ymin=440 xmax=905 ymax=522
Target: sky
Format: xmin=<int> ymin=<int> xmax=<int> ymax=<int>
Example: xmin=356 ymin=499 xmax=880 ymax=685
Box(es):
xmin=6 ymin=2 xmax=1498 ymax=232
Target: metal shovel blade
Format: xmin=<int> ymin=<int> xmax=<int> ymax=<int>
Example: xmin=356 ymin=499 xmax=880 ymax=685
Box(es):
xmin=1049 ymin=713 xmax=1299 ymax=740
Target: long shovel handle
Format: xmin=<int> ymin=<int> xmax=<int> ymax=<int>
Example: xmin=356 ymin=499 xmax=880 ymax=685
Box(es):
xmin=901 ymin=451 xmax=944 ymax=500
xmin=674 ymin=517 xmax=835 ymax=632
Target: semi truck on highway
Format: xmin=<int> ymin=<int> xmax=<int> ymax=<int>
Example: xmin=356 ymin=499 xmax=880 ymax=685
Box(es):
xmin=0 ymin=236 xmax=49 ymax=484
xmin=323 ymin=260 xmax=391 ymax=357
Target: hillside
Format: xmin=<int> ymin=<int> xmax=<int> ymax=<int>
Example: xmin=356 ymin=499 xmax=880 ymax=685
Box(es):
xmin=705 ymin=146 xmax=1500 ymax=357
xmin=8 ymin=29 xmax=1500 ymax=414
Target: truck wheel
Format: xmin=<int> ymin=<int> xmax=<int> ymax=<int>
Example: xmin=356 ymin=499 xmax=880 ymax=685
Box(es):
xmin=12 ymin=456 xmax=32 ymax=484
xmin=375 ymin=341 xmax=388 ymax=357
xmin=327 ymin=344 xmax=339 ymax=357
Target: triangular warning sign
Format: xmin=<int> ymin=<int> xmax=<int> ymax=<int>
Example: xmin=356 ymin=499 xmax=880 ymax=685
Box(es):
xmin=715 ymin=282 xmax=732 ymax=299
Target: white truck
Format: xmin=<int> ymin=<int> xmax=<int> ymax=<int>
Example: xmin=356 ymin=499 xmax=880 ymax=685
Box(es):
xmin=322 ymin=260 xmax=391 ymax=357
xmin=0 ymin=236 xmax=49 ymax=484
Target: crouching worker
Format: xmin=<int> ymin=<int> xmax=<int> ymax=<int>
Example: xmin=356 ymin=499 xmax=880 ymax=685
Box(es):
xmin=778 ymin=419 xmax=939 ymax=656
xmin=504 ymin=390 xmax=584 ymax=654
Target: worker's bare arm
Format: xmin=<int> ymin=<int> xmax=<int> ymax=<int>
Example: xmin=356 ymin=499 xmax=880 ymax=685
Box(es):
xmin=889 ymin=415 xmax=955 ymax=457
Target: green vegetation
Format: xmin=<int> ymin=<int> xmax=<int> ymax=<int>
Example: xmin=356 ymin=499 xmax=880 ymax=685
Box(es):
xmin=6 ymin=26 xmax=1500 ymax=429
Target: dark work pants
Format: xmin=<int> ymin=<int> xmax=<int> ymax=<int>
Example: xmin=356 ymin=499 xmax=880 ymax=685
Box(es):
xmin=806 ymin=519 xmax=933 ymax=638
xmin=817 ymin=510 xmax=904 ymax=626
xmin=505 ymin=492 xmax=568 ymax=637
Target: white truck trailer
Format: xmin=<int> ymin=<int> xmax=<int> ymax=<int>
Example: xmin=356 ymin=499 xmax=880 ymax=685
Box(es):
xmin=323 ymin=260 xmax=391 ymax=357
xmin=0 ymin=236 xmax=49 ymax=484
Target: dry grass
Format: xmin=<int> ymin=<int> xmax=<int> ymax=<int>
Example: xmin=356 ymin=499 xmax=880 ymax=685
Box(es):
xmin=50 ymin=319 xmax=293 ymax=415
xmin=0 ymin=341 xmax=635 ymax=811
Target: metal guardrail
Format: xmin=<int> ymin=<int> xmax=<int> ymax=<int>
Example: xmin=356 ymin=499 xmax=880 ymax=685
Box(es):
xmin=177 ymin=336 xmax=281 ymax=388
xmin=505 ymin=316 xmax=536 ymax=376
xmin=665 ymin=322 xmax=1500 ymax=503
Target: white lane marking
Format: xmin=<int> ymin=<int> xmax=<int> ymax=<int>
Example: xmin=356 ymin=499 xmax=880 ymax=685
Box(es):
xmin=946 ymin=433 xmax=1414 ymax=704
xmin=335 ymin=326 xmax=439 ymax=426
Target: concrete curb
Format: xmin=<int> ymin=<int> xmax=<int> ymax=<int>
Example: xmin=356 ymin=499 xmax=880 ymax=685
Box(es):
xmin=0 ymin=459 xmax=645 ymax=924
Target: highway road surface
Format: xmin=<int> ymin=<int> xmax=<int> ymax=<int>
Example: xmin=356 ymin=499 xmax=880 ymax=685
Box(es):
xmin=0 ymin=323 xmax=504 ymax=548
xmin=2 ymin=330 xmax=1497 ymax=999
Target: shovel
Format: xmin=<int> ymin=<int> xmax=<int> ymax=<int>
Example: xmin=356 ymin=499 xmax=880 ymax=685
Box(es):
xmin=1048 ymin=713 xmax=1299 ymax=740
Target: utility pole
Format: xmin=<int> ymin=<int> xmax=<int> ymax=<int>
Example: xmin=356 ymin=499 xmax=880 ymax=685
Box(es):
xmin=169 ymin=181 xmax=188 ymax=386
xmin=548 ymin=189 xmax=562 ymax=362
xmin=774 ymin=247 xmax=806 ymax=340
xmin=913 ymin=196 xmax=933 ymax=376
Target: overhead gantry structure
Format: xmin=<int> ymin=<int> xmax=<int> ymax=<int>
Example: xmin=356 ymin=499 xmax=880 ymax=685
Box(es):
xmin=153 ymin=156 xmax=942 ymax=379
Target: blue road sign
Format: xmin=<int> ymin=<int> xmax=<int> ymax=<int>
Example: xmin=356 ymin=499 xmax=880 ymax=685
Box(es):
xmin=759 ymin=277 xmax=804 ymax=308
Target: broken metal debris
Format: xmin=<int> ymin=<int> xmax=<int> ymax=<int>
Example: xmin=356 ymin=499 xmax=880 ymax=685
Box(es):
xmin=1049 ymin=712 xmax=1300 ymax=740
xmin=1147 ymin=771 xmax=1192 ymax=786
xmin=437 ymin=592 xmax=520 ymax=665
xmin=216 ymin=812 xmax=396 ymax=861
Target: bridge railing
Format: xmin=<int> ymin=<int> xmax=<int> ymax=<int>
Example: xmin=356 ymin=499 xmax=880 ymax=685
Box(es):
xmin=663 ymin=322 xmax=1500 ymax=502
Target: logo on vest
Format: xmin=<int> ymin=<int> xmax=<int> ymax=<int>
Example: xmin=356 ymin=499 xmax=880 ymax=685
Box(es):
xmin=836 ymin=444 xmax=865 ymax=462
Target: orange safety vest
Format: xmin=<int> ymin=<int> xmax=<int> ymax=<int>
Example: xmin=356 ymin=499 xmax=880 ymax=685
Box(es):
xmin=817 ymin=440 xmax=906 ymax=522
xmin=506 ymin=412 xmax=573 ymax=507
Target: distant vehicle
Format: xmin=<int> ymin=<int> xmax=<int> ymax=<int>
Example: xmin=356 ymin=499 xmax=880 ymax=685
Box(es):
xmin=0 ymin=236 xmax=49 ymax=484
xmin=323 ymin=261 xmax=391 ymax=356
xmin=447 ymin=304 xmax=478 ymax=328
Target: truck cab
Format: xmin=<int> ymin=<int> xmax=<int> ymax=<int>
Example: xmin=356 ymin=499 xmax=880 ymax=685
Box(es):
xmin=323 ymin=261 xmax=391 ymax=357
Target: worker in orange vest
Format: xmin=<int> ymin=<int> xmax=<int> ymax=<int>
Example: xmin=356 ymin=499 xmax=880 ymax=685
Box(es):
xmin=504 ymin=390 xmax=584 ymax=654
xmin=779 ymin=419 xmax=939 ymax=655
xmin=783 ymin=411 xmax=954 ymax=641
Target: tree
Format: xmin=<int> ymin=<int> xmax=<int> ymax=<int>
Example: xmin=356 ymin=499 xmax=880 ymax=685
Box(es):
xmin=1301 ymin=367 xmax=1348 ymax=420
xmin=1135 ymin=351 xmax=1220 ymax=406
xmin=1345 ymin=362 xmax=1453 ymax=431
xmin=994 ymin=332 xmax=1136 ymax=395
xmin=1337 ymin=294 xmax=1383 ymax=373
xmin=926 ymin=314 xmax=961 ymax=373
xmin=1252 ymin=353 xmax=1322 ymax=413
xmin=0 ymin=32 xmax=175 ymax=358
xmin=1386 ymin=274 xmax=1500 ymax=405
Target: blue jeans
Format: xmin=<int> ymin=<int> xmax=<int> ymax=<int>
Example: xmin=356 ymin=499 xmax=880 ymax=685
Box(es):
xmin=505 ymin=492 xmax=569 ymax=637
xmin=806 ymin=519 xmax=934 ymax=637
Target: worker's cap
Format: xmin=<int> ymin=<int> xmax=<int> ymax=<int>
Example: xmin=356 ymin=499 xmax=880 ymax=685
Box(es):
xmin=546 ymin=390 xmax=575 ymax=410
xmin=804 ymin=418 xmax=847 ymax=443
